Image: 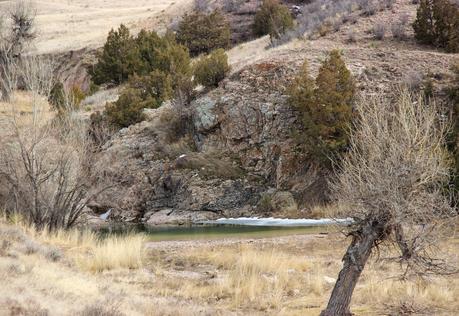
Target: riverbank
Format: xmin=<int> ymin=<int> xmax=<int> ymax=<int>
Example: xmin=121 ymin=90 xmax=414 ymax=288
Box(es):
xmin=1 ymin=221 xmax=458 ymax=315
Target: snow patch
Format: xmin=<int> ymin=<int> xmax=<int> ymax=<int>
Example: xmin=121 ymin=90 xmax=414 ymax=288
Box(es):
xmin=200 ymin=217 xmax=353 ymax=227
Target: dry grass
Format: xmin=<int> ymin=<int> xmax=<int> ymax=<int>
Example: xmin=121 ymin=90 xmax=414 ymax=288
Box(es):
xmin=0 ymin=0 xmax=194 ymax=54
xmin=1 ymin=217 xmax=458 ymax=315
xmin=79 ymin=235 xmax=145 ymax=272
xmin=0 ymin=91 xmax=54 ymax=135
xmin=149 ymin=231 xmax=459 ymax=315
xmin=4 ymin=219 xmax=145 ymax=273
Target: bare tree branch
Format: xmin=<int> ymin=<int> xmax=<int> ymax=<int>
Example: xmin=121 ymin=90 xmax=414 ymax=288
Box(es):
xmin=321 ymin=89 xmax=457 ymax=315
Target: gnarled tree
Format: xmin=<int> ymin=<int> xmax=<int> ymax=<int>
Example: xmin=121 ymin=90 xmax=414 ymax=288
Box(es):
xmin=321 ymin=90 xmax=457 ymax=315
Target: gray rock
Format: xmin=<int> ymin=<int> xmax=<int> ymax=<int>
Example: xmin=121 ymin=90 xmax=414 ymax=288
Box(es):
xmin=87 ymin=62 xmax=328 ymax=223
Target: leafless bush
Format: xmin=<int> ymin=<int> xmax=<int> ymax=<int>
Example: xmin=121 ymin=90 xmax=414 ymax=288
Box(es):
xmin=347 ymin=30 xmax=357 ymax=43
xmin=402 ymin=71 xmax=423 ymax=91
xmin=322 ymin=90 xmax=456 ymax=315
xmin=273 ymin=0 xmax=394 ymax=46
xmin=79 ymin=303 xmax=124 ymax=316
xmin=391 ymin=22 xmax=406 ymax=40
xmin=0 ymin=0 xmax=36 ymax=101
xmin=44 ymin=247 xmax=62 ymax=262
xmin=372 ymin=23 xmax=386 ymax=40
xmin=359 ymin=0 xmax=378 ymax=16
xmin=194 ymin=0 xmax=210 ymax=12
xmin=0 ymin=56 xmax=102 ymax=231
xmin=222 ymin=0 xmax=243 ymax=13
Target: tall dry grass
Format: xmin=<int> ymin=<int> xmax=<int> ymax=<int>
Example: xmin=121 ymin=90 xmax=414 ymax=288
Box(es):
xmin=79 ymin=235 xmax=145 ymax=272
xmin=1 ymin=216 xmax=146 ymax=273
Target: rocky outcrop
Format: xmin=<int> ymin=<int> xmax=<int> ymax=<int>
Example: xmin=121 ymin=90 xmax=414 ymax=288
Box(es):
xmin=51 ymin=48 xmax=97 ymax=92
xmin=88 ymin=61 xmax=328 ymax=224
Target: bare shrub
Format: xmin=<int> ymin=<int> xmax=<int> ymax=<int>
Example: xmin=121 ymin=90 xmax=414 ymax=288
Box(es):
xmin=222 ymin=0 xmax=243 ymax=12
xmin=273 ymin=0 xmax=394 ymax=46
xmin=402 ymin=71 xmax=423 ymax=91
xmin=347 ymin=30 xmax=357 ymax=43
xmin=0 ymin=56 xmax=102 ymax=231
xmin=194 ymin=0 xmax=210 ymax=12
xmin=44 ymin=247 xmax=62 ymax=262
xmin=79 ymin=302 xmax=123 ymax=316
xmin=360 ymin=0 xmax=378 ymax=16
xmin=321 ymin=90 xmax=456 ymax=315
xmin=0 ymin=0 xmax=36 ymax=101
xmin=372 ymin=23 xmax=386 ymax=40
xmin=391 ymin=23 xmax=406 ymax=40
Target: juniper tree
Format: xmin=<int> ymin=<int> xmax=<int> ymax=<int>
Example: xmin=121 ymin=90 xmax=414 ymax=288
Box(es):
xmin=176 ymin=10 xmax=231 ymax=56
xmin=253 ymin=0 xmax=294 ymax=41
xmin=89 ymin=24 xmax=141 ymax=85
xmin=288 ymin=50 xmax=356 ymax=165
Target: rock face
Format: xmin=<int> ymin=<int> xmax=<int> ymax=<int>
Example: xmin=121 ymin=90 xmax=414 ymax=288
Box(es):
xmin=89 ymin=61 xmax=328 ymax=224
xmin=52 ymin=48 xmax=97 ymax=93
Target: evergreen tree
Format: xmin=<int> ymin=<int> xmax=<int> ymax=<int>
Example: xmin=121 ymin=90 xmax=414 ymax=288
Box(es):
xmin=288 ymin=50 xmax=356 ymax=164
xmin=413 ymin=0 xmax=459 ymax=52
xmin=105 ymin=88 xmax=145 ymax=128
xmin=413 ymin=0 xmax=436 ymax=45
xmin=89 ymin=24 xmax=141 ymax=85
xmin=194 ymin=49 xmax=230 ymax=88
xmin=253 ymin=0 xmax=294 ymax=41
xmin=48 ymin=82 xmax=66 ymax=111
xmin=104 ymin=70 xmax=173 ymax=128
xmin=176 ymin=10 xmax=231 ymax=56
xmin=313 ymin=50 xmax=355 ymax=156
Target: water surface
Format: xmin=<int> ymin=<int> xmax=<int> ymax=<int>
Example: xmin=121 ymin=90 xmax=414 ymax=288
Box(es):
xmin=100 ymin=224 xmax=333 ymax=241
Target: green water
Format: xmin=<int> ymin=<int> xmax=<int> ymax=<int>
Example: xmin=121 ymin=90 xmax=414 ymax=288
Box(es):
xmin=99 ymin=224 xmax=331 ymax=241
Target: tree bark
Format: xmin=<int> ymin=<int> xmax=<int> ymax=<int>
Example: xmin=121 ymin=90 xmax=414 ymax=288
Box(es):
xmin=320 ymin=223 xmax=382 ymax=316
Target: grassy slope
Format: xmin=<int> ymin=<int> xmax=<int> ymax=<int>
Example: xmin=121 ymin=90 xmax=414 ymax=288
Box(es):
xmin=0 ymin=0 xmax=193 ymax=54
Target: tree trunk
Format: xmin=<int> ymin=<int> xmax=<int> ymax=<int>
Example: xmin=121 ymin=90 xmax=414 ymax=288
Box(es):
xmin=320 ymin=223 xmax=382 ymax=316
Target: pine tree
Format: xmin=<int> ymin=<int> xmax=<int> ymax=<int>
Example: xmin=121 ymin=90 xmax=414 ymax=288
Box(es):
xmin=104 ymin=70 xmax=174 ymax=128
xmin=413 ymin=0 xmax=435 ymax=45
xmin=48 ymin=82 xmax=66 ymax=111
xmin=176 ymin=10 xmax=231 ymax=56
xmin=288 ymin=50 xmax=356 ymax=164
xmin=194 ymin=49 xmax=230 ymax=88
xmin=413 ymin=0 xmax=459 ymax=52
xmin=89 ymin=24 xmax=141 ymax=85
xmin=253 ymin=0 xmax=294 ymax=41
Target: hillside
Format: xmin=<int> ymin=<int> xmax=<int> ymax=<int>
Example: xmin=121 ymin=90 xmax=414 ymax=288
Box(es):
xmin=84 ymin=0 xmax=459 ymax=225
xmin=0 ymin=0 xmax=193 ymax=54
xmin=1 ymin=0 xmax=459 ymax=315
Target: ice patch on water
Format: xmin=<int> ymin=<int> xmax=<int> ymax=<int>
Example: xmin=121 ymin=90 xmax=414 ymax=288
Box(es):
xmin=200 ymin=217 xmax=353 ymax=227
